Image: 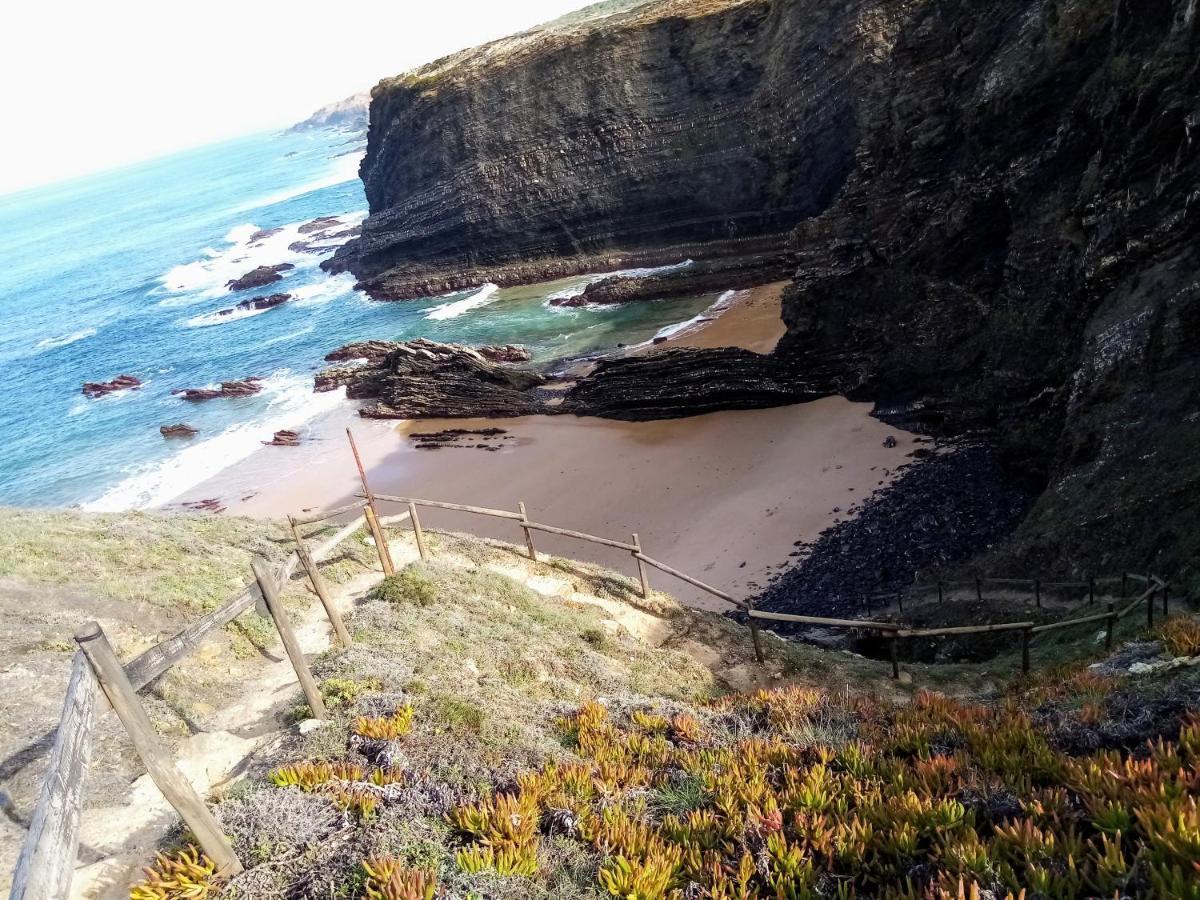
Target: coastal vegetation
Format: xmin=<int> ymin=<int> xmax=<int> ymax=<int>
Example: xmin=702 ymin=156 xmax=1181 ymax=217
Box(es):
xmin=116 ymin=533 xmax=1197 ymax=899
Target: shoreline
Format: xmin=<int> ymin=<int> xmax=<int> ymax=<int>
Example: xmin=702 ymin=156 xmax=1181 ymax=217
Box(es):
xmin=177 ymin=284 xmax=920 ymax=611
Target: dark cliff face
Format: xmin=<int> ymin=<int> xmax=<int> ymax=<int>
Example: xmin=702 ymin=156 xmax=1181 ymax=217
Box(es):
xmin=327 ymin=0 xmax=896 ymax=296
xmin=337 ymin=0 xmax=1199 ymax=578
xmin=775 ymin=0 xmax=1199 ymax=576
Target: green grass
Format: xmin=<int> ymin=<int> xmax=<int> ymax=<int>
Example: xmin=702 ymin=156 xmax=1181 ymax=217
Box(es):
xmin=0 ymin=507 xmax=291 ymax=613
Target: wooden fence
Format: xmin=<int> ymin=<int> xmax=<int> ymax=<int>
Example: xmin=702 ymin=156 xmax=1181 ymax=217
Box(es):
xmin=749 ymin=576 xmax=1171 ymax=680
xmin=6 ymin=428 xmax=1181 ymax=897
xmin=8 ymin=498 xmax=407 ymax=900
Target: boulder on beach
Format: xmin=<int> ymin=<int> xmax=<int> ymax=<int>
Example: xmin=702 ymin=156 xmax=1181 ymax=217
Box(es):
xmin=263 ymin=429 xmax=301 ymax=446
xmin=226 ymin=263 xmax=294 ymax=292
xmin=217 ymin=293 xmax=291 ymax=316
xmin=314 ymin=338 xmax=546 ymax=418
xmin=82 ymin=374 xmax=141 ymax=397
xmin=160 ymin=423 xmax=199 ymax=438
xmin=174 ymin=378 xmax=263 ymax=401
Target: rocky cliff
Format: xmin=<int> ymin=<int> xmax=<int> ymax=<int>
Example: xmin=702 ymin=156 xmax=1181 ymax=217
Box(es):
xmin=326 ymin=0 xmax=896 ymax=297
xmin=772 ymin=0 xmax=1199 ymax=580
xmin=335 ymin=0 xmax=1199 ymax=580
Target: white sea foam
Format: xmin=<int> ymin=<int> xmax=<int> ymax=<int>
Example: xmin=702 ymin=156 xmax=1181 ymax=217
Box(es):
xmin=231 ymin=152 xmax=365 ymax=214
xmin=259 ymin=325 xmax=315 ymax=348
xmin=292 ymin=273 xmax=357 ymax=307
xmin=35 ymin=328 xmax=97 ymax=351
xmin=636 ymin=289 xmax=745 ymax=348
xmin=82 ymin=372 xmax=345 ymax=512
xmin=157 ymin=210 xmax=365 ymax=304
xmin=425 ymin=283 xmax=501 ymax=320
xmin=183 ymin=305 xmax=274 ymax=328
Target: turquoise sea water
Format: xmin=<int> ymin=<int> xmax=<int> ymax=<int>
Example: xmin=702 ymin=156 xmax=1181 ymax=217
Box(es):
xmin=0 ymin=130 xmax=716 ymax=510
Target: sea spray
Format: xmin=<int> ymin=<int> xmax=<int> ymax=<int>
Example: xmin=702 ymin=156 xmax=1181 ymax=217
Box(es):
xmin=425 ymin=283 xmax=501 ymax=320
xmin=82 ymin=372 xmax=346 ymax=512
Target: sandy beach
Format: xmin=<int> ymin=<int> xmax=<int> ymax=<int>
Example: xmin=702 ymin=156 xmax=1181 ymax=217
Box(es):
xmin=180 ymin=284 xmax=917 ymax=610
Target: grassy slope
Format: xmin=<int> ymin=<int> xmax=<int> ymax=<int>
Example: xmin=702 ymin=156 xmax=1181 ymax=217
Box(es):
xmin=181 ymin=531 xmax=1200 ymax=900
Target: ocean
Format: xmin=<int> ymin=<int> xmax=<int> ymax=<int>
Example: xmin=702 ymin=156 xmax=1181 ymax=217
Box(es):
xmin=0 ymin=129 xmax=718 ymax=511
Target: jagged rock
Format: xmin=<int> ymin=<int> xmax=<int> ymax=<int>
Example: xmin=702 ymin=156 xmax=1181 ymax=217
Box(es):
xmin=226 ymin=264 xmax=294 ymax=291
xmin=174 ymin=378 xmax=263 ymax=401
xmin=476 ymin=345 xmax=531 ymax=364
xmin=554 ymin=254 xmax=795 ymax=307
xmin=317 ymin=338 xmax=545 ymax=418
xmin=247 ymin=227 xmax=283 ymax=244
xmin=561 ymin=348 xmax=826 ymax=421
xmin=82 ymin=374 xmax=141 ymax=397
xmin=324 ymin=340 xmax=404 ymax=364
xmin=298 ymin=216 xmax=342 ymax=235
xmin=160 ymin=423 xmax=199 ymax=438
xmin=263 ymin=429 xmax=301 ymax=446
xmin=217 ymin=293 xmax=291 ymax=316
xmin=882 ymin=436 xmax=897 ymax=449
xmin=324 ymin=0 xmax=1200 ymax=576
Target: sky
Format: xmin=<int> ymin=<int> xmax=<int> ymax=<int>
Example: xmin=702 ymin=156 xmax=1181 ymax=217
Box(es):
xmin=0 ymin=0 xmax=599 ymax=195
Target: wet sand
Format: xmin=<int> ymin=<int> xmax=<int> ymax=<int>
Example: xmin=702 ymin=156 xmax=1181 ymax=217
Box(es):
xmin=641 ymin=281 xmax=788 ymax=354
xmin=181 ymin=283 xmax=916 ymax=610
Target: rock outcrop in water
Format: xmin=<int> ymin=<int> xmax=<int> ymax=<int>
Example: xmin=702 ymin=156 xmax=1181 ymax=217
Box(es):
xmin=551 ymin=254 xmax=795 ymax=308
xmin=174 ymin=379 xmax=263 ymax=401
xmin=82 ymin=375 xmax=141 ymax=397
xmin=226 ymin=264 xmax=294 ymax=292
xmin=330 ymin=0 xmax=1200 ymax=577
xmin=217 ymin=293 xmax=290 ymax=316
xmin=160 ymin=423 xmax=198 ymax=438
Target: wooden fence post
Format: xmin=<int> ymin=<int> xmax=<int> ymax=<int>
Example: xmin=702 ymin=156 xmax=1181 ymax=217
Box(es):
xmin=975 ymin=577 xmax=983 ymax=602
xmin=9 ymin=652 xmax=98 ymax=900
xmin=347 ymin=428 xmax=395 ymax=574
xmin=407 ymin=502 xmax=428 ymax=561
xmin=363 ymin=507 xmax=395 ymax=577
xmin=74 ymin=622 xmax=242 ymax=877
xmin=632 ymin=533 xmax=650 ymax=599
xmin=889 ymin=635 xmax=900 ymax=680
xmin=744 ymin=603 xmax=765 ymax=664
xmin=1021 ymin=627 xmax=1031 ymax=675
xmin=896 ymin=590 xmax=904 ymax=614
xmin=251 ymin=558 xmax=326 ymax=720
xmin=289 ymin=517 xmax=351 ymax=647
xmin=937 ymin=580 xmax=944 ymax=604
xmin=1034 ymin=578 xmax=1041 ymax=608
xmin=1106 ymin=602 xmax=1115 ymax=650
xmin=518 ymin=502 xmax=538 ymax=561
xmin=1147 ymin=585 xmax=1155 ymax=629
xmin=1089 ymin=575 xmax=1095 ymax=605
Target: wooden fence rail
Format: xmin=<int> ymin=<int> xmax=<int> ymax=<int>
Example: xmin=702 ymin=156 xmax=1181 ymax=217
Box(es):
xmin=9 ymin=654 xmax=97 ymax=900
xmin=9 ymin=426 xmax=1184 ymax=899
xmin=9 ymin=503 xmax=380 ymax=899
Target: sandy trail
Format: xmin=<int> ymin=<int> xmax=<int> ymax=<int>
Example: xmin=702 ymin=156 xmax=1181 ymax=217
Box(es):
xmin=186 ymin=285 xmax=916 ymax=611
xmin=68 ymin=570 xmax=378 ymax=898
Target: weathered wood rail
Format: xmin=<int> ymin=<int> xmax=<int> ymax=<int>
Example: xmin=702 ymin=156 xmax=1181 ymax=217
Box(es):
xmin=8 ymin=499 xmax=386 ymax=900
xmin=8 ymin=426 xmax=1182 ymax=898
xmin=750 ymin=578 xmax=1169 ymax=679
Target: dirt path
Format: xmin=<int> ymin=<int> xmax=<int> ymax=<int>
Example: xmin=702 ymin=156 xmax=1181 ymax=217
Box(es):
xmin=68 ymin=568 xmax=379 ymax=898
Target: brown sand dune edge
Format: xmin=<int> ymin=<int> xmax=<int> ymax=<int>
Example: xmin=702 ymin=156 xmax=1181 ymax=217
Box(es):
xmin=176 ymin=284 xmax=916 ymax=610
